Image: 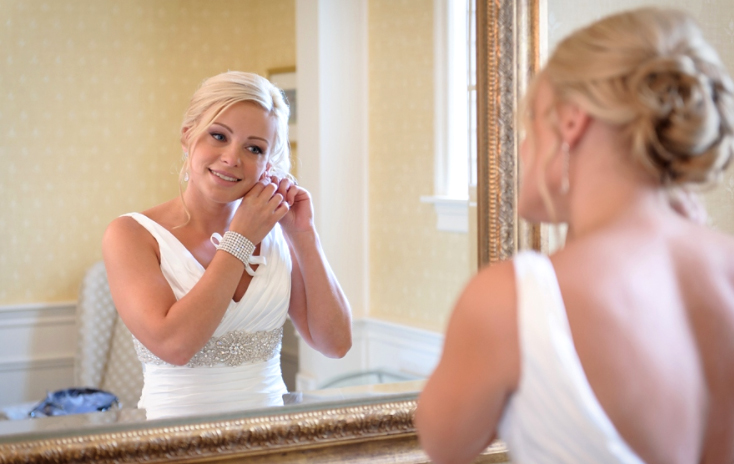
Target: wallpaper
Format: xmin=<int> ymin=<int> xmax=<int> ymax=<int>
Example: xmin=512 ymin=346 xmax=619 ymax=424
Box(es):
xmin=0 ymin=0 xmax=296 ymax=304
xmin=368 ymin=0 xmax=471 ymax=332
xmin=547 ymin=0 xmax=734 ymax=234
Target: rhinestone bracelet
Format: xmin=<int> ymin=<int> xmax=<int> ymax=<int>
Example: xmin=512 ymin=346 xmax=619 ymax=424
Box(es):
xmin=211 ymin=231 xmax=256 ymax=268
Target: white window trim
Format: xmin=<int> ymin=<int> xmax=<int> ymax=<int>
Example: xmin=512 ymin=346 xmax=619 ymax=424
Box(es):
xmin=420 ymin=195 xmax=469 ymax=233
xmin=426 ymin=0 xmax=470 ymax=233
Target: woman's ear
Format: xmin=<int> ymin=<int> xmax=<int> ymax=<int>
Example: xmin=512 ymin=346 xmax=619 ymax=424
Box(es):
xmin=557 ymin=101 xmax=591 ymax=148
xmin=180 ymin=126 xmax=190 ymax=153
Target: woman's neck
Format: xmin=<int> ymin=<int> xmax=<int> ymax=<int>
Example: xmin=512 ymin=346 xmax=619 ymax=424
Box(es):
xmin=564 ymin=126 xmax=667 ymax=241
xmin=180 ymin=187 xmax=239 ymax=236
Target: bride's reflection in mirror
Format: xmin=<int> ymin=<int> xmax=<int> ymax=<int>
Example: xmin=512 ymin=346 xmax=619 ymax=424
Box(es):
xmin=0 ymin=0 xmax=475 ymax=429
xmin=102 ymin=70 xmax=352 ymax=421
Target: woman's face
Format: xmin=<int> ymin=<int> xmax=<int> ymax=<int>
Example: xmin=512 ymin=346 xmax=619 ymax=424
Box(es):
xmin=518 ymin=77 xmax=568 ymax=223
xmin=186 ymin=101 xmax=277 ymax=204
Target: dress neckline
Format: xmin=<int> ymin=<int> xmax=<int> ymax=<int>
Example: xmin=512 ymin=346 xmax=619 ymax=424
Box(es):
xmin=127 ymin=212 xmax=267 ymax=275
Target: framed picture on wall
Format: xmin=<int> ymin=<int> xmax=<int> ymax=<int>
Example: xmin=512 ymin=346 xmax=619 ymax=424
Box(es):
xmin=267 ymin=67 xmax=297 ymax=145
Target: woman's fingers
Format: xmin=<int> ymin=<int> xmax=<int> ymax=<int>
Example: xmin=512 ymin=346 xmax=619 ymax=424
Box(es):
xmin=272 ymin=177 xmax=295 ymax=206
xmin=230 ymin=181 xmax=291 ymax=243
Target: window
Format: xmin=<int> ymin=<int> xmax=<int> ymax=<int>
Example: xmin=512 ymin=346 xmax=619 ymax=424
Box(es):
xmin=421 ymin=0 xmax=476 ymax=233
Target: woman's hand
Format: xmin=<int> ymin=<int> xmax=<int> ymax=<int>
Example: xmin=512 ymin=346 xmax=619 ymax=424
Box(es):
xmin=272 ymin=177 xmax=314 ymax=235
xmin=229 ymin=180 xmax=290 ymax=244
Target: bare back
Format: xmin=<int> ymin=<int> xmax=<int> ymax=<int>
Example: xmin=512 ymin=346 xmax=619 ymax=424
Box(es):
xmin=552 ymin=215 xmax=734 ymax=464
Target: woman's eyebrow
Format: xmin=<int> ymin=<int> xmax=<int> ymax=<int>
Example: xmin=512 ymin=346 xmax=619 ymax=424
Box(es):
xmin=211 ymin=122 xmax=233 ymax=133
xmin=246 ymin=136 xmax=270 ymax=146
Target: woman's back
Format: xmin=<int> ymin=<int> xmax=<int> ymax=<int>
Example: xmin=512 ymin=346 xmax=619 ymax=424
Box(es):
xmin=554 ymin=211 xmax=734 ymax=463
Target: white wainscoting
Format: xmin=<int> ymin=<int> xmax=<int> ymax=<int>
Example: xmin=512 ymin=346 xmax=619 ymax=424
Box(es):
xmin=0 ymin=302 xmax=77 ymax=408
xmin=296 ymin=318 xmax=444 ymax=392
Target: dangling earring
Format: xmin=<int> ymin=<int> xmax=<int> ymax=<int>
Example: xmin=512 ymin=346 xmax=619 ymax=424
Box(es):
xmin=183 ymin=152 xmax=190 ymax=181
xmin=560 ymin=141 xmax=570 ymax=194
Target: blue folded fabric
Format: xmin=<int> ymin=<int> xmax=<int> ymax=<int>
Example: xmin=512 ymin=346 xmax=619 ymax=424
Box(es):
xmin=29 ymin=388 xmax=119 ymax=417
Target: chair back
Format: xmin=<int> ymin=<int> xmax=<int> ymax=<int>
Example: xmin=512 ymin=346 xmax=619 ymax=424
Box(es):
xmin=75 ymin=261 xmax=143 ymax=409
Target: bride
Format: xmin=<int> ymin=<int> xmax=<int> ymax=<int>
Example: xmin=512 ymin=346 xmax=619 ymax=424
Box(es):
xmin=416 ymin=7 xmax=734 ymax=464
xmin=102 ymin=71 xmax=352 ymax=420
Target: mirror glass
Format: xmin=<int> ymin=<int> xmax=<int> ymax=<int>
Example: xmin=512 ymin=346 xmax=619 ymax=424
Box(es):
xmin=0 ymin=0 xmax=476 ymax=437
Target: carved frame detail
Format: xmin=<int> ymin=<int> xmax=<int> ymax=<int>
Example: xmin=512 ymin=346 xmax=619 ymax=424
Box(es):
xmin=0 ymin=399 xmax=509 ymax=463
xmin=477 ymin=0 xmax=540 ymax=265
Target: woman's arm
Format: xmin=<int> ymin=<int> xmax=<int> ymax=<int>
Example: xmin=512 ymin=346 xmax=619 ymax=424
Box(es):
xmin=102 ymin=181 xmax=288 ymax=365
xmin=274 ymin=178 xmax=352 ymax=358
xmin=414 ymin=260 xmax=520 ymax=464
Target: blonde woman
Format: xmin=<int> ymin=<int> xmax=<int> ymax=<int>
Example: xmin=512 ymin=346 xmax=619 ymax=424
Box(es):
xmin=416 ymin=8 xmax=734 ymax=464
xmin=103 ymin=71 xmax=352 ymax=420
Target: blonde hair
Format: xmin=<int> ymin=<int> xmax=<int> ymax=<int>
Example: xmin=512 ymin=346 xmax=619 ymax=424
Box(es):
xmin=535 ymin=7 xmax=734 ymax=188
xmin=180 ymin=71 xmax=291 ymax=181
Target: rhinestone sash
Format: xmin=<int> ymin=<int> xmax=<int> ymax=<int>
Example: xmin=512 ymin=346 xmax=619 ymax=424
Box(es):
xmin=133 ymin=327 xmax=283 ymax=368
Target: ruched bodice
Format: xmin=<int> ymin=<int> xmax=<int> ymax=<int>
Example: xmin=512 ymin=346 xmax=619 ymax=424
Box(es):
xmin=122 ymin=213 xmax=291 ymax=420
xmin=498 ymin=251 xmax=644 ymax=464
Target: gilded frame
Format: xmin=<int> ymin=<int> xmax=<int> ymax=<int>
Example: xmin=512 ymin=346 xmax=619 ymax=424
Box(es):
xmin=0 ymin=0 xmax=537 ymax=461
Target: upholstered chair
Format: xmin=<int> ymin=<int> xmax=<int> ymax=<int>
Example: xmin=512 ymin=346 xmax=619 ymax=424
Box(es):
xmin=74 ymin=261 xmax=143 ymax=409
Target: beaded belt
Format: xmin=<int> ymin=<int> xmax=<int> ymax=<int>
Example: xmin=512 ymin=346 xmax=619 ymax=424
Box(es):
xmin=132 ymin=327 xmax=283 ymax=368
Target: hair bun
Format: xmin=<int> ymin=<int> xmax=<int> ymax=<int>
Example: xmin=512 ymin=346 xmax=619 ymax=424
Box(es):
xmin=628 ymin=53 xmax=727 ymax=183
xmin=545 ymin=8 xmax=734 ymax=186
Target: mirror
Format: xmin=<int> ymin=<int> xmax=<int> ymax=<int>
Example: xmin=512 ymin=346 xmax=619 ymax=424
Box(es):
xmin=0 ymin=0 xmax=482 ymax=432
xmin=0 ymin=0 xmax=528 ymax=461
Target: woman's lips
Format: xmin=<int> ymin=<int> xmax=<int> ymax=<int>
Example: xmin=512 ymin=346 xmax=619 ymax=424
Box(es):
xmin=209 ymin=169 xmax=241 ymax=182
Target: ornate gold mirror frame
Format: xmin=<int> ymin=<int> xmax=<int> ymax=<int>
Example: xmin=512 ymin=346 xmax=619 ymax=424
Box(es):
xmin=0 ymin=0 xmax=538 ymax=462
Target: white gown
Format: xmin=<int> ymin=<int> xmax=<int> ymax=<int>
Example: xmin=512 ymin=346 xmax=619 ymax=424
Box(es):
xmin=498 ymin=251 xmax=644 ymax=463
xmin=123 ymin=213 xmax=290 ymax=420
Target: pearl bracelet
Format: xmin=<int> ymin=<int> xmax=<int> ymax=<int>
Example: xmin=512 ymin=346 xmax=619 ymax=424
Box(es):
xmin=210 ymin=231 xmax=256 ymax=269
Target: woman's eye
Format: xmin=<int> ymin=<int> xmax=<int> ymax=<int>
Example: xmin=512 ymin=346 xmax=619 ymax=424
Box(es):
xmin=211 ymin=132 xmax=225 ymax=142
xmin=248 ymin=146 xmax=263 ymax=155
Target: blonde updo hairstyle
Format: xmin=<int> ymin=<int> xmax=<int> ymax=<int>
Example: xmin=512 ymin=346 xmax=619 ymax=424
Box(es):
xmin=179 ymin=71 xmax=292 ymax=185
xmin=536 ymin=7 xmax=734 ymax=189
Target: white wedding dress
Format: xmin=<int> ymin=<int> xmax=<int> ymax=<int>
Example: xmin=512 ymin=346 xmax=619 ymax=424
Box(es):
xmin=122 ymin=213 xmax=291 ymax=420
xmin=498 ymin=251 xmax=644 ymax=463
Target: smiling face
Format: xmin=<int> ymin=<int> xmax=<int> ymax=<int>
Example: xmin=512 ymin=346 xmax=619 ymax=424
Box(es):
xmin=185 ymin=101 xmax=277 ymax=204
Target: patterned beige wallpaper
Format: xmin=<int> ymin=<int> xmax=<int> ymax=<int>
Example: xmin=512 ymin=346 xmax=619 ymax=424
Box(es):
xmin=0 ymin=0 xmax=295 ymax=304
xmin=368 ymin=0 xmax=471 ymax=332
xmin=547 ymin=0 xmax=734 ymax=234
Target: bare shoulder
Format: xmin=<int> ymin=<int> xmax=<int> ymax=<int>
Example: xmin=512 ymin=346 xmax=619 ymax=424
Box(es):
xmin=102 ymin=215 xmax=161 ymax=277
xmin=672 ymin=223 xmax=734 ymax=299
xmin=453 ymin=258 xmax=516 ymax=326
xmin=103 ymin=215 xmax=155 ymax=255
xmin=442 ymin=258 xmax=519 ymax=385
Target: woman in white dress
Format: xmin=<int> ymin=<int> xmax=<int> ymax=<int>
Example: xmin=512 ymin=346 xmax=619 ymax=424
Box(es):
xmin=415 ymin=8 xmax=734 ymax=464
xmin=103 ymin=71 xmax=352 ymax=420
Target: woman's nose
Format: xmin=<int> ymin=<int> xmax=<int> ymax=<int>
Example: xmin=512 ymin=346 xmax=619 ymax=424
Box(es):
xmin=220 ymin=146 xmax=240 ymax=166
